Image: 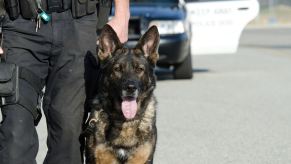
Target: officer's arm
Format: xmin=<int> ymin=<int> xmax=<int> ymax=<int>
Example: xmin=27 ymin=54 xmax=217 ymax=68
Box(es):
xmin=107 ymin=0 xmax=130 ymax=43
xmin=0 ymin=0 xmax=5 ymax=55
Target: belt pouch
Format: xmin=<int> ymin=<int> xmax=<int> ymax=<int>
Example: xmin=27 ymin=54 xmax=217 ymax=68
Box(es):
xmin=47 ymin=0 xmax=63 ymax=12
xmin=72 ymin=0 xmax=87 ymax=18
xmin=4 ymin=0 xmax=20 ymax=20
xmin=86 ymin=0 xmax=96 ymax=15
xmin=0 ymin=62 xmax=19 ymax=106
xmin=62 ymin=0 xmax=72 ymax=11
xmin=19 ymin=0 xmax=38 ymax=19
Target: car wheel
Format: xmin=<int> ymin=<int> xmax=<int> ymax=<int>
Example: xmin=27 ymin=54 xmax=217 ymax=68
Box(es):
xmin=173 ymin=52 xmax=193 ymax=79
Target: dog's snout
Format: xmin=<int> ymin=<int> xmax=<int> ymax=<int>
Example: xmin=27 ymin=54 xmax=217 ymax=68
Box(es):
xmin=122 ymin=80 xmax=138 ymax=95
xmin=126 ymin=84 xmax=137 ymax=92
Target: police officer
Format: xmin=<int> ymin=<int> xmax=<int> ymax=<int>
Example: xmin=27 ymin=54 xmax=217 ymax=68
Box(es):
xmin=0 ymin=0 xmax=129 ymax=163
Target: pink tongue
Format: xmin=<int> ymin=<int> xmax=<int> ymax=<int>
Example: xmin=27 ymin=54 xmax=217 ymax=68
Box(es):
xmin=121 ymin=99 xmax=137 ymax=119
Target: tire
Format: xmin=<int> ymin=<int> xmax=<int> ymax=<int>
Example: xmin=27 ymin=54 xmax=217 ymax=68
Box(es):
xmin=173 ymin=53 xmax=193 ymax=79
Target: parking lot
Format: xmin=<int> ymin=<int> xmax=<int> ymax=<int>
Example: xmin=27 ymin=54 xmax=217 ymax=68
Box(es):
xmin=0 ymin=27 xmax=286 ymax=163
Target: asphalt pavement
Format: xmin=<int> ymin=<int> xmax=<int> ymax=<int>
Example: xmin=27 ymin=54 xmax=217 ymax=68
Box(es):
xmin=154 ymin=27 xmax=291 ymax=164
xmin=1 ymin=27 xmax=291 ymax=164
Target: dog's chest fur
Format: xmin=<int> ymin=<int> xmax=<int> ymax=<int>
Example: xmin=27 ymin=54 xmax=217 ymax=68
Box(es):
xmin=109 ymin=120 xmax=140 ymax=147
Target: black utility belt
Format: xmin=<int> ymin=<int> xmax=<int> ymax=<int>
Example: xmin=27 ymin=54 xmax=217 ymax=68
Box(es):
xmin=4 ymin=0 xmax=98 ymax=20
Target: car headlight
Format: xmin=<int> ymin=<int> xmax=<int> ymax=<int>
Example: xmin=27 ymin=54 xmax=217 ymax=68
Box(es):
xmin=149 ymin=20 xmax=185 ymax=35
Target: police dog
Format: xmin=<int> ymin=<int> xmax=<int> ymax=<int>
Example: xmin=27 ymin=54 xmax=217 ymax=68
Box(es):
xmin=85 ymin=24 xmax=159 ymax=164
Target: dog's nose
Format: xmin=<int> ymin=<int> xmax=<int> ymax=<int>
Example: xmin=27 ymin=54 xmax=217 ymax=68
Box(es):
xmin=126 ymin=84 xmax=137 ymax=93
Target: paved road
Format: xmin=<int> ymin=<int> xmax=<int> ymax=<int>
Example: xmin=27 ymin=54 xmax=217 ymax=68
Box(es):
xmin=154 ymin=27 xmax=291 ymax=164
xmin=1 ymin=27 xmax=291 ymax=163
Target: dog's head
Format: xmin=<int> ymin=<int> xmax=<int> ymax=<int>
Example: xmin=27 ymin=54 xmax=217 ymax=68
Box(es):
xmin=98 ymin=24 xmax=159 ymax=120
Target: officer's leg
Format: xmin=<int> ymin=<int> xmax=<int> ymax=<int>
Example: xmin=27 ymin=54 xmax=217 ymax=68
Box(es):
xmin=0 ymin=17 xmax=50 ymax=163
xmin=0 ymin=49 xmax=47 ymax=164
xmin=43 ymin=11 xmax=97 ymax=164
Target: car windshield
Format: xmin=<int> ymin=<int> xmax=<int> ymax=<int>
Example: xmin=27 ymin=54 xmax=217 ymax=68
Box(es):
xmin=132 ymin=0 xmax=178 ymax=4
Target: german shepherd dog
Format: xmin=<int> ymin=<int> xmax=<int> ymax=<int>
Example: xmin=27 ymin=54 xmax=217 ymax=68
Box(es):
xmin=85 ymin=24 xmax=160 ymax=164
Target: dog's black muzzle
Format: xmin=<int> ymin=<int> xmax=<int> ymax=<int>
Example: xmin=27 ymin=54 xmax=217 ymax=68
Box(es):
xmin=122 ymin=80 xmax=139 ymax=99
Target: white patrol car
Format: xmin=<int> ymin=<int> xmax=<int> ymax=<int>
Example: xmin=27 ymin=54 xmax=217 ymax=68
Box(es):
xmin=184 ymin=0 xmax=259 ymax=55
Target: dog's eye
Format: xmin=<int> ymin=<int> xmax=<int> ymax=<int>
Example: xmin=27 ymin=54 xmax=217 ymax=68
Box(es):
xmin=136 ymin=66 xmax=144 ymax=73
xmin=113 ymin=65 xmax=121 ymax=72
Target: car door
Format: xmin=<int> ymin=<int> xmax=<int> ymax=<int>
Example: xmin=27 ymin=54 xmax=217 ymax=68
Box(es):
xmin=184 ymin=0 xmax=259 ymax=55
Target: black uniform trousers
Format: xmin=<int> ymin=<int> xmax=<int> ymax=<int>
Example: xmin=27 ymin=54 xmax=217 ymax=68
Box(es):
xmin=0 ymin=10 xmax=97 ymax=164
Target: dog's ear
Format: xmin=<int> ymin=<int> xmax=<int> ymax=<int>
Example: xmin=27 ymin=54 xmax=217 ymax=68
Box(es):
xmin=135 ymin=25 xmax=160 ymax=64
xmin=98 ymin=24 xmax=122 ymax=60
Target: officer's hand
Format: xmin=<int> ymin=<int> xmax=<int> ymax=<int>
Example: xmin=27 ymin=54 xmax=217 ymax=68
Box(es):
xmin=0 ymin=47 xmax=3 ymax=55
xmin=106 ymin=0 xmax=130 ymax=43
xmin=107 ymin=17 xmax=129 ymax=43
